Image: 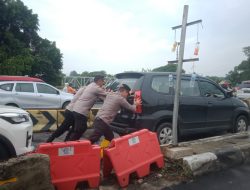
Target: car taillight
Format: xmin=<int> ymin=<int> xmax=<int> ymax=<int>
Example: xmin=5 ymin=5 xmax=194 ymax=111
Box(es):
xmin=134 ymin=90 xmax=142 ymax=113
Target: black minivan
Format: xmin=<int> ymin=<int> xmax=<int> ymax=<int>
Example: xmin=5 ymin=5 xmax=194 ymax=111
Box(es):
xmin=108 ymin=72 xmax=250 ymax=144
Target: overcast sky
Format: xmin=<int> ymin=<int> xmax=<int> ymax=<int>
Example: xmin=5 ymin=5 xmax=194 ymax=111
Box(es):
xmin=22 ymin=0 xmax=250 ymax=76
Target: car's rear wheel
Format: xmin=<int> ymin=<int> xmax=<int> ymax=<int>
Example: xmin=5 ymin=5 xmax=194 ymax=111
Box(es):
xmin=233 ymin=115 xmax=248 ymax=133
xmin=0 ymin=143 xmax=10 ymax=161
xmin=156 ymin=122 xmax=173 ymax=145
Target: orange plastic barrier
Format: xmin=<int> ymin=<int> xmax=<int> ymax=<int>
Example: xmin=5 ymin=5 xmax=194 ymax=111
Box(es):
xmin=103 ymin=129 xmax=164 ymax=187
xmin=36 ymin=140 xmax=100 ymax=190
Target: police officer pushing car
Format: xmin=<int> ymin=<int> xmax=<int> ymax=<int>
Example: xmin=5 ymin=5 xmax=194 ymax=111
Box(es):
xmin=88 ymin=84 xmax=141 ymax=144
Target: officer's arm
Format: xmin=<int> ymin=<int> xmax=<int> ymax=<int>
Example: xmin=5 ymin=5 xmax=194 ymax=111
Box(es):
xmin=97 ymin=87 xmax=107 ymax=100
xmin=120 ymin=97 xmax=136 ymax=112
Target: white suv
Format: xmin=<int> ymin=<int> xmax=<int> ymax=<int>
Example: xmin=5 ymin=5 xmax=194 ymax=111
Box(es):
xmin=0 ymin=105 xmax=34 ymax=160
xmin=0 ymin=81 xmax=73 ymax=109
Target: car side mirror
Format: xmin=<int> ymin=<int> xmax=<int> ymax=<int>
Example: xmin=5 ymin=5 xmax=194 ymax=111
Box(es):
xmin=57 ymin=91 xmax=60 ymax=95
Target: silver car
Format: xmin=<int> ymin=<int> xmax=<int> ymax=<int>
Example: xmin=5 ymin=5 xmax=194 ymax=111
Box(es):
xmin=0 ymin=81 xmax=73 ymax=109
xmin=236 ymin=81 xmax=250 ymax=100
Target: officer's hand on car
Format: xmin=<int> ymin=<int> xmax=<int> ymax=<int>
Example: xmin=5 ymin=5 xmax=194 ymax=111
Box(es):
xmin=134 ymin=98 xmax=142 ymax=106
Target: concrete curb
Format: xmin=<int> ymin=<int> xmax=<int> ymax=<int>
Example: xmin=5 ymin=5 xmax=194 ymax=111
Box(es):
xmin=179 ymin=132 xmax=249 ymax=146
xmin=183 ymin=152 xmax=218 ymax=176
xmin=181 ymin=133 xmax=250 ymax=176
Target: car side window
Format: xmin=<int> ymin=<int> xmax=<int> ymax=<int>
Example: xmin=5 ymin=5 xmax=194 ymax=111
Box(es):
xmin=15 ymin=83 xmax=34 ymax=93
xmin=0 ymin=83 xmax=14 ymax=91
xmin=199 ymin=81 xmax=225 ymax=98
xmin=151 ymin=76 xmax=170 ymax=94
xmin=180 ymin=79 xmax=200 ymax=96
xmin=37 ymin=84 xmax=58 ymax=94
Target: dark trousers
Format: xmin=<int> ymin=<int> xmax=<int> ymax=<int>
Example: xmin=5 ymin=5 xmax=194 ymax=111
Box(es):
xmin=68 ymin=111 xmax=88 ymax=141
xmin=46 ymin=109 xmax=74 ymax=142
xmin=89 ymin=118 xmax=114 ymax=144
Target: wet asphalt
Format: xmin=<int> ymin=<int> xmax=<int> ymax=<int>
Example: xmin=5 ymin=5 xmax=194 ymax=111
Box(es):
xmin=162 ymin=163 xmax=250 ymax=190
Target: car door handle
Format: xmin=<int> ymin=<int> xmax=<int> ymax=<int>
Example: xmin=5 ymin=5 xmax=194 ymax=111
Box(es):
xmin=39 ymin=95 xmax=43 ymax=97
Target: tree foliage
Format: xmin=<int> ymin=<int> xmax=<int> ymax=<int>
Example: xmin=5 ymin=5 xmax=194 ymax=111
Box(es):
xmin=0 ymin=0 xmax=63 ymax=86
xmin=152 ymin=63 xmax=185 ymax=73
xmin=243 ymin=46 xmax=250 ymax=58
xmin=69 ymin=70 xmax=79 ymax=76
xmin=80 ymin=70 xmax=109 ymax=77
xmin=226 ymin=46 xmax=250 ymax=85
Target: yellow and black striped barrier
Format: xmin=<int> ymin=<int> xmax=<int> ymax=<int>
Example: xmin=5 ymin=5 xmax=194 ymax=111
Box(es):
xmin=27 ymin=109 xmax=99 ymax=132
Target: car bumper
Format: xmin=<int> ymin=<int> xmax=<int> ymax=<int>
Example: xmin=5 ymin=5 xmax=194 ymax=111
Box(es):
xmin=18 ymin=145 xmax=35 ymax=155
xmin=7 ymin=119 xmax=34 ymax=156
xmin=16 ymin=121 xmax=34 ymax=155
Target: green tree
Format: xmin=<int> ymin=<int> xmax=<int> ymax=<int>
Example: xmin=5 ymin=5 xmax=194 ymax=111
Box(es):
xmin=80 ymin=71 xmax=89 ymax=77
xmin=31 ymin=38 xmax=63 ymax=86
xmin=0 ymin=0 xmax=63 ymax=85
xmin=88 ymin=70 xmax=106 ymax=77
xmin=80 ymin=70 xmax=107 ymax=77
xmin=70 ymin=70 xmax=79 ymax=76
xmin=0 ymin=0 xmax=38 ymax=75
xmin=226 ymin=46 xmax=250 ymax=85
xmin=152 ymin=63 xmax=185 ymax=73
xmin=243 ymin=46 xmax=250 ymax=58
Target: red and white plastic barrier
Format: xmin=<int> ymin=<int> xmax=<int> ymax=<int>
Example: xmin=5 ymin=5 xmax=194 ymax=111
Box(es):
xmin=103 ymin=129 xmax=164 ymax=187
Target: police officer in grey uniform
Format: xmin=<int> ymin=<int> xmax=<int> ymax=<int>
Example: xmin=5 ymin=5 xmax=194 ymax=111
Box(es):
xmin=68 ymin=75 xmax=106 ymax=141
xmin=46 ymin=86 xmax=85 ymax=142
xmin=88 ymin=84 xmax=141 ymax=144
